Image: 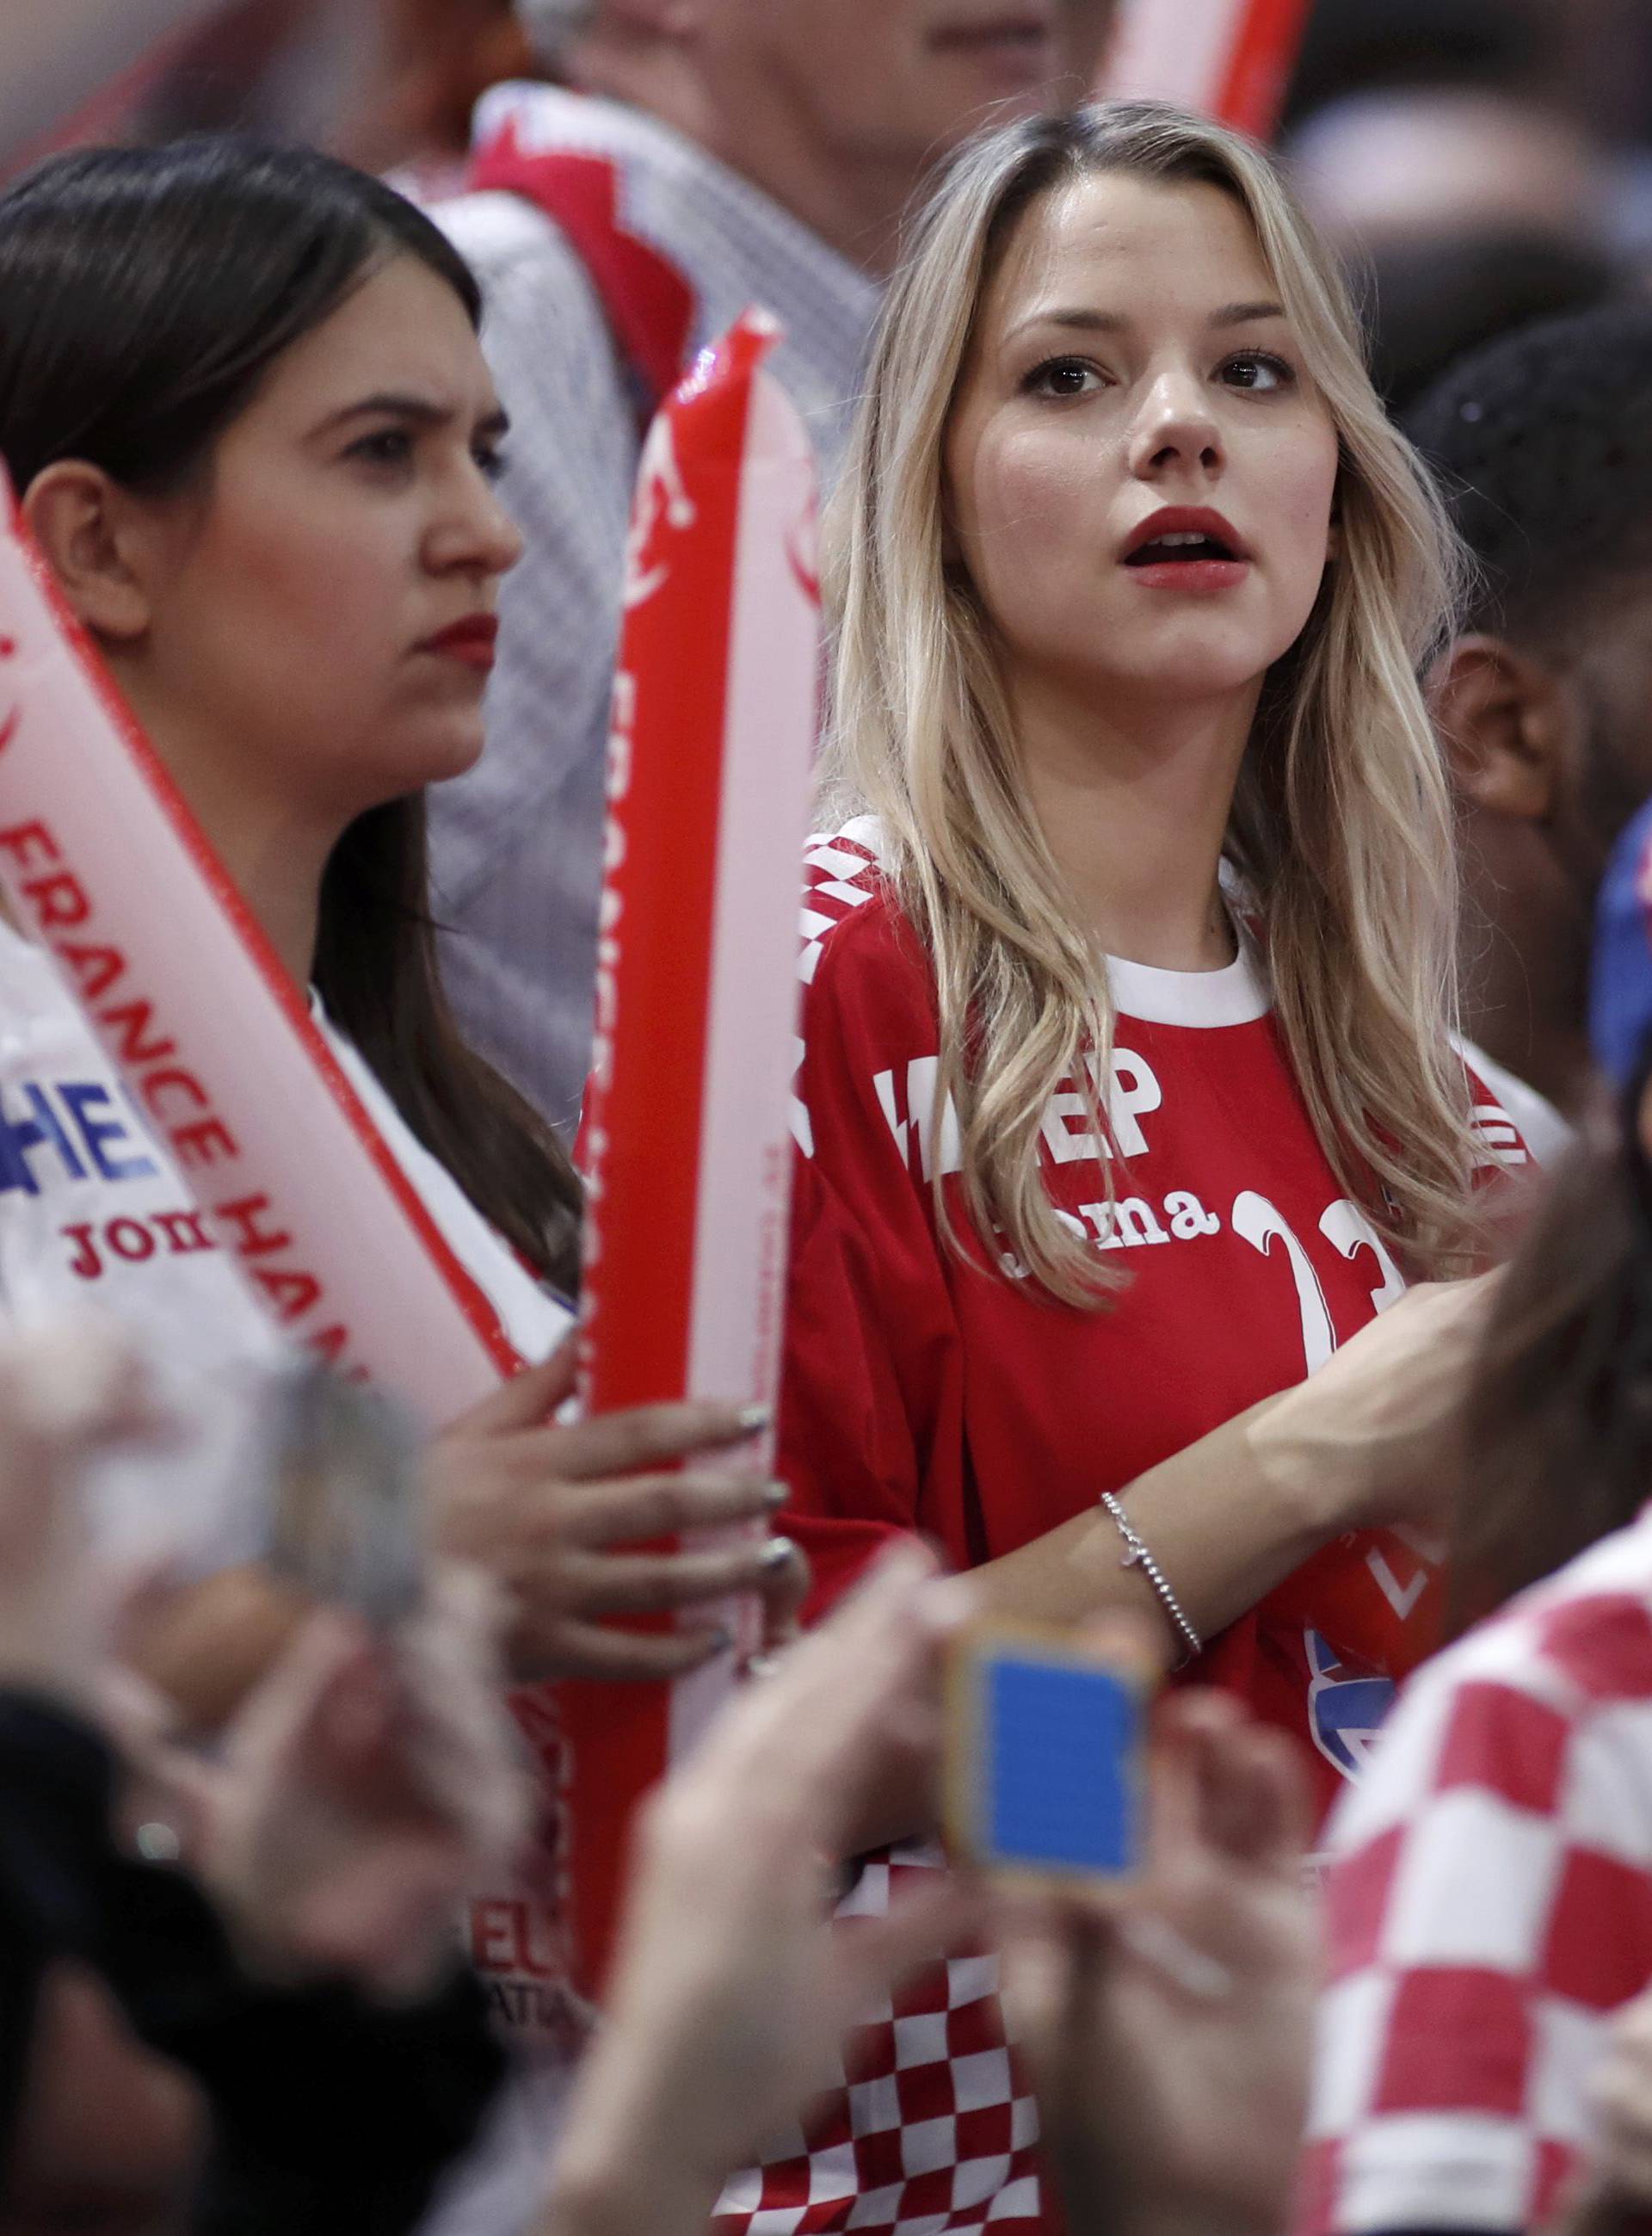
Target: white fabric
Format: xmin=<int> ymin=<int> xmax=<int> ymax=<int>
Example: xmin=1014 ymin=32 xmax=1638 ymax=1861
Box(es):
xmin=428 ymin=87 xmax=880 ymax=1130
xmin=0 ymin=920 xmax=570 ymax=1569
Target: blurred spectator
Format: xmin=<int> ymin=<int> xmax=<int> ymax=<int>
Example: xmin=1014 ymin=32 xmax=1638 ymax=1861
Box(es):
xmin=337 ymin=0 xmax=550 ymax=192
xmin=0 ymin=1327 xmax=525 ymax=2236
xmin=1358 ymin=228 xmax=1617 ymax=418
xmin=1291 ymin=89 xmax=1608 ymax=246
xmin=1298 ymin=800 xmax=1652 ymax=2236
xmin=429 ymin=0 xmax=1118 ymax=1129
xmin=132 ymin=0 xmax=378 ymax=146
xmin=1283 ymin=0 xmax=1652 ymax=163
xmin=1408 ymin=304 xmax=1652 ymax=1142
xmin=1285 ymin=87 xmax=1624 ymax=411
xmin=1281 ymin=0 xmax=1552 ymax=126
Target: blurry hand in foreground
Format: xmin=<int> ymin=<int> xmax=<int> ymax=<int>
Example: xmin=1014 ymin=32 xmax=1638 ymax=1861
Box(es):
xmin=1560 ymin=1986 xmax=1652 ymax=2235
xmin=543 ymin=1541 xmax=983 ymax=2236
xmin=1000 ymin=1683 xmax=1317 ymax=2236
xmin=162 ymin=1568 xmax=531 ymax=2001
xmin=541 ymin=1558 xmax=1318 ymax=2236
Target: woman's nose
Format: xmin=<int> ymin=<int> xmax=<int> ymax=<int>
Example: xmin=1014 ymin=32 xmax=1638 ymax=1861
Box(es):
xmin=1127 ymin=374 xmax=1224 ymax=479
xmin=429 ymin=473 xmax=525 ymax=579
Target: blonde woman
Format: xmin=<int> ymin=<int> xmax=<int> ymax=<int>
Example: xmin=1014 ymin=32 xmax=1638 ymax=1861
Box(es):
xmin=728 ymin=100 xmax=1528 ymax=2236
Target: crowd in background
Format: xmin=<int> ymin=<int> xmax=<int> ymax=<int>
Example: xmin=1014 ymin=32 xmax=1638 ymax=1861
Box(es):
xmin=7 ymin=3 xmax=1652 ymax=2236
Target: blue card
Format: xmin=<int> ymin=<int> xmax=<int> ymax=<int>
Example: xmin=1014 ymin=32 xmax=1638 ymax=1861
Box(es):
xmin=960 ymin=1641 xmax=1144 ymax=1880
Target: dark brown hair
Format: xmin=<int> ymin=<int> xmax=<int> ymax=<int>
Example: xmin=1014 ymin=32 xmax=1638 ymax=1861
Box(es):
xmin=1450 ymin=1084 xmax=1652 ymax=1634
xmin=0 ymin=139 xmax=581 ymax=1291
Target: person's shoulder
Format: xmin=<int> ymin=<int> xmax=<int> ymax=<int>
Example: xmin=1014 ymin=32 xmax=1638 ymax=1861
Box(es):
xmin=800 ymin=818 xmax=925 ymax=993
xmin=432 ymin=182 xmax=580 ymax=283
xmin=794 ymin=819 xmax=940 ymax=1107
xmin=1455 ymin=1035 xmax=1575 ymax=1169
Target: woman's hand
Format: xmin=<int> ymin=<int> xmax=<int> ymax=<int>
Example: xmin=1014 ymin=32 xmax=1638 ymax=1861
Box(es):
xmin=426 ymin=1341 xmax=808 ymax=1682
xmin=542 ymin=1542 xmax=983 ymax=2236
xmin=998 ymin=1684 xmax=1317 ymax=2236
xmin=1245 ymin=1272 xmax=1501 ymax=1540
xmin=199 ymin=1566 xmax=531 ymax=1999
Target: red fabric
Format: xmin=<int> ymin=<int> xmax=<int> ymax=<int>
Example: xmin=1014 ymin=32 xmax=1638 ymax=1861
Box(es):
xmin=1372 ymin=1969 xmax=1534 ymax=2116
xmin=468 ymin=117 xmax=695 ymax=414
xmin=1433 ymin=1680 xmax=1570 ymax=1812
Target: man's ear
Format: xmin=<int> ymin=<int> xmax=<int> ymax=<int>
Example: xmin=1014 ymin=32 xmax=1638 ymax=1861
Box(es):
xmin=1427 ymin=632 xmax=1575 ymax=821
xmin=20 ymin=462 xmax=153 ymax=646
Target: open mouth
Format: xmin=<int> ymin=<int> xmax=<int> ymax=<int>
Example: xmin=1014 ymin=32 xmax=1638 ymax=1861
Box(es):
xmin=1125 ymin=528 xmax=1242 ymax=567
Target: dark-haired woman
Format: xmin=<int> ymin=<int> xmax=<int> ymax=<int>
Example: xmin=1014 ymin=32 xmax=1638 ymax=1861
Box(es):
xmin=1301 ymin=799 xmax=1652 ymax=2236
xmin=0 ymin=137 xmax=799 ymax=2120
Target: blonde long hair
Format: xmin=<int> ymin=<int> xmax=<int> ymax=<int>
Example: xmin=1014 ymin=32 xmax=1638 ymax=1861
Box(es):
xmin=823 ymin=100 xmax=1482 ymax=1306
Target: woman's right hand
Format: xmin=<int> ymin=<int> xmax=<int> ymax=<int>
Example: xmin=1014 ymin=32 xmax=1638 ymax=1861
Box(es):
xmin=1245 ymin=1271 xmax=1502 ymax=1540
xmin=425 ymin=1340 xmax=805 ymax=1683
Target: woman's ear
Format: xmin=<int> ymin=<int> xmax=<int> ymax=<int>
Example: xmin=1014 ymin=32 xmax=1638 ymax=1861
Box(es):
xmin=21 ymin=462 xmax=154 ymax=645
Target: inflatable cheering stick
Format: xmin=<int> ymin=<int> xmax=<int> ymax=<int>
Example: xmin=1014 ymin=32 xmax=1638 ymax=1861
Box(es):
xmin=560 ymin=309 xmax=821 ymax=1994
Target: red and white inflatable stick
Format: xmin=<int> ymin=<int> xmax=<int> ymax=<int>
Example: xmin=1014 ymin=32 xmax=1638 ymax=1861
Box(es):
xmin=0 ymin=476 xmax=521 ymax=1419
xmin=561 ymin=310 xmax=819 ymax=1992
xmin=1100 ymin=0 xmax=1312 ymax=138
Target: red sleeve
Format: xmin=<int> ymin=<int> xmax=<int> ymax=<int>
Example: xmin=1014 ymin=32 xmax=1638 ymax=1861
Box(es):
xmin=776 ymin=894 xmax=965 ymax=1615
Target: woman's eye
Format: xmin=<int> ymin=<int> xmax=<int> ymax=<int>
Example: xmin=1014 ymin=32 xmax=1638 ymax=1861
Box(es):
xmin=472 ymin=440 xmax=508 ymax=483
xmin=347 ymin=427 xmax=415 ymax=469
xmin=1220 ymin=351 xmax=1294 ymax=393
xmin=1022 ymin=356 xmax=1105 ymax=399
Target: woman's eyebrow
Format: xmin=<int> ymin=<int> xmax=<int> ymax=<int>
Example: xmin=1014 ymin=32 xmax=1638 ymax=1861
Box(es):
xmin=1005 ymin=299 xmax=1287 ymax=343
xmin=314 ymin=390 xmax=453 ymax=434
xmin=310 ymin=393 xmax=512 ymax=441
xmin=1211 ymin=300 xmax=1286 ymax=327
xmin=1004 ymin=306 xmax=1127 ymax=343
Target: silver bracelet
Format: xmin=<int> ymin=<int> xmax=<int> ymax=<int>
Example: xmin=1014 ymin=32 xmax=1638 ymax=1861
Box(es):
xmin=1099 ymin=1492 xmax=1203 ymax=1667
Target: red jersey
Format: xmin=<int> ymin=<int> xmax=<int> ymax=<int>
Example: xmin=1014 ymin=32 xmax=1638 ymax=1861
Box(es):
xmin=781 ymin=817 xmax=1527 ymax=1800
xmin=717 ymin=821 xmax=1527 ymax=2236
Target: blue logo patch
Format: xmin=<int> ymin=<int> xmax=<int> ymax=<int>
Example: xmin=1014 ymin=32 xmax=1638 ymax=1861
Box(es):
xmin=1305 ymin=1628 xmax=1396 ymax=1782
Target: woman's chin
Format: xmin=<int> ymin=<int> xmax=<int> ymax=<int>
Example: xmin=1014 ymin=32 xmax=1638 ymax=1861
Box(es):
xmin=398 ymin=719 xmax=489 ymax=791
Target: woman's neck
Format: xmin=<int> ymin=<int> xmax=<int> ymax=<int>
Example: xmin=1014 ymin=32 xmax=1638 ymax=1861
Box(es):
xmin=126 ymin=701 xmax=342 ymax=989
xmin=1008 ymin=669 xmax=1261 ymax=972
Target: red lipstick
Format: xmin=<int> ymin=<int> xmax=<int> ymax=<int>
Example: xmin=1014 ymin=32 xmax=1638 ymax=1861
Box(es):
xmin=1120 ymin=506 xmax=1250 ymax=594
xmin=419 ymin=614 xmax=499 ymax=670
